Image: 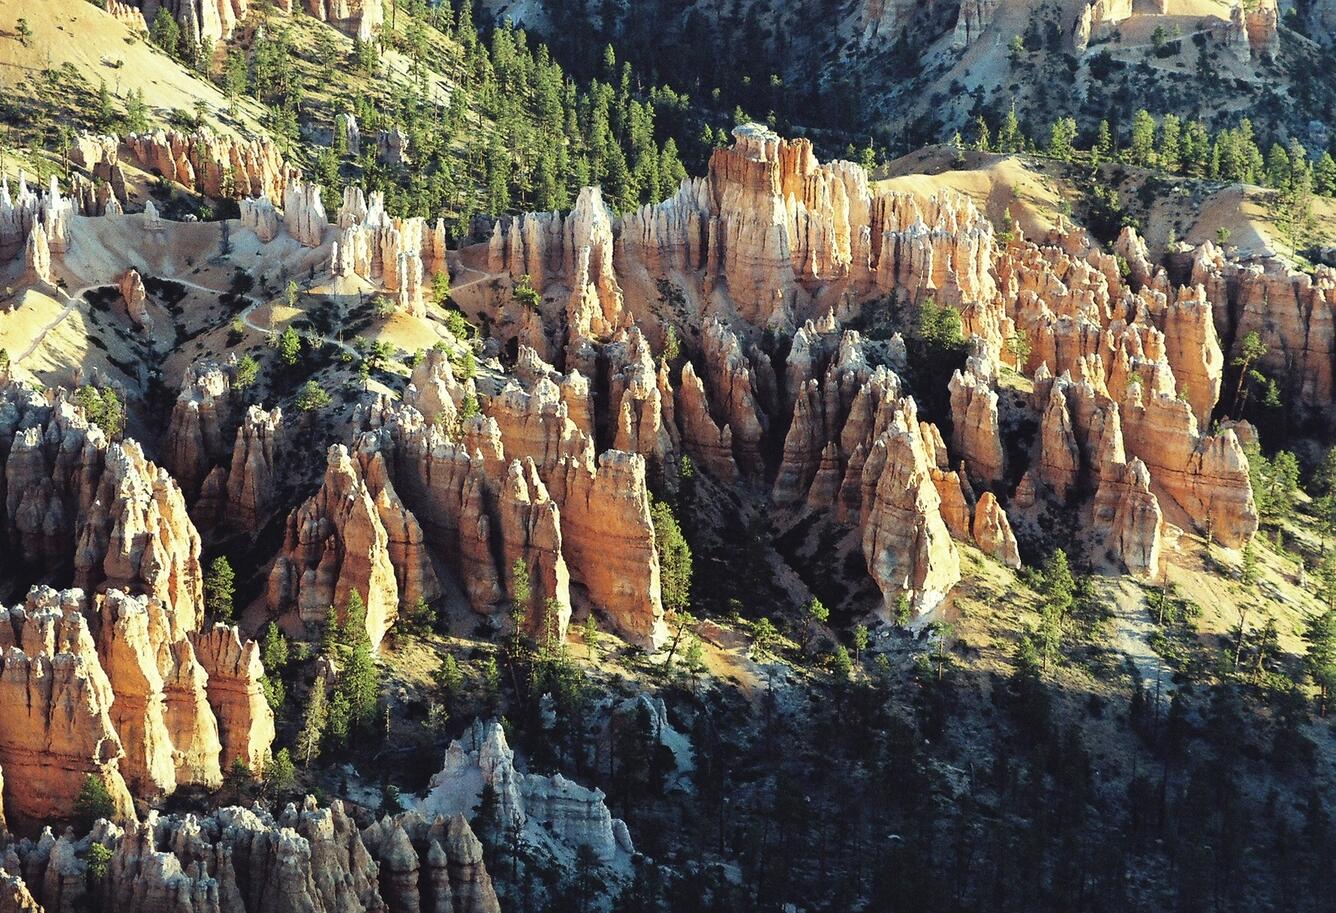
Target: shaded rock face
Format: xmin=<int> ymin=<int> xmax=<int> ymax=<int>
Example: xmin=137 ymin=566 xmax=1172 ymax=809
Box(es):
xmin=0 ymin=381 xmax=207 ymax=631
xmin=224 ymin=405 xmax=284 ymax=531
xmin=192 ymin=625 xmax=277 ymax=774
xmin=420 ymin=720 xmax=633 ymax=865
xmin=354 ymin=391 xmax=669 ymax=650
xmin=953 ymin=0 xmax=999 ymax=48
xmin=1193 ymin=243 xmax=1336 ymax=411
xmin=164 ymin=363 xmax=236 ymax=504
xmin=361 ymin=811 xmax=501 ymax=913
xmin=267 ymin=443 xmax=440 ymax=651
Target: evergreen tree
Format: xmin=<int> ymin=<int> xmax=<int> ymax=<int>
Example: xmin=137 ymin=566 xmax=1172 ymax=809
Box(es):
xmin=1047 ymin=117 xmax=1077 ymax=161
xmin=204 ymin=556 xmax=236 ymax=622
xmin=1316 ymin=151 xmax=1336 ymax=196
xmin=149 ymin=8 xmax=181 ymax=59
xmin=327 ymin=689 xmax=352 ymax=748
xmin=650 ymin=498 xmax=692 ymax=615
xmin=74 ymin=774 xmax=119 ymax=829
xmin=341 ymin=592 xmax=380 ymax=733
xmin=296 ymin=678 xmax=328 ymax=766
xmin=1305 ymin=609 xmax=1336 ymax=715
xmin=1092 ymin=119 xmax=1113 ymax=165
xmin=1128 ymin=109 xmax=1157 ymax=167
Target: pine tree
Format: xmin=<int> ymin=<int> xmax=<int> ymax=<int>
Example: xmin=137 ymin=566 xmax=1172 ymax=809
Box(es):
xmin=1047 ymin=117 xmax=1077 ymax=161
xmin=327 ymin=689 xmax=352 ymax=748
xmin=204 ymin=556 xmax=236 ymax=622
xmin=1158 ymin=114 xmax=1182 ymax=173
xmin=1128 ymin=110 xmax=1157 ymax=167
xmin=650 ymin=499 xmax=692 ymax=615
xmin=341 ymin=592 xmax=380 ymax=733
xmin=1093 ymin=119 xmax=1113 ymax=164
xmin=261 ymin=622 xmax=289 ymax=672
xmin=296 ymin=679 xmax=328 ymax=766
xmin=74 ymin=774 xmax=119 ymax=829
xmin=1307 ymin=609 xmax=1336 ymax=715
xmin=1315 ymin=152 xmax=1336 ymax=196
xmin=150 ymin=8 xmax=181 ymax=59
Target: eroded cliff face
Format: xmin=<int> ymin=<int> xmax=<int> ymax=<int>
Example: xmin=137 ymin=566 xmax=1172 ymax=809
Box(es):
xmin=0 ymin=585 xmax=272 ymax=828
xmin=267 ymin=443 xmax=439 ymax=651
xmin=467 ymin=124 xmax=1274 ymax=612
xmin=354 ymin=384 xmax=668 ymax=650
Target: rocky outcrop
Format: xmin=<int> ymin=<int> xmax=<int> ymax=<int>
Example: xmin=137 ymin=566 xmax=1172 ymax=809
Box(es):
xmin=497 ymin=459 xmax=571 ymax=643
xmin=1233 ymin=0 xmax=1279 ymax=59
xmin=972 ymin=492 xmax=1020 ymax=568
xmin=305 ymin=0 xmax=384 ymax=40
xmin=75 ymin=440 xmax=205 ymax=632
xmin=377 ymin=128 xmax=410 ymax=166
xmin=405 ymin=348 xmax=475 ymax=427
xmin=192 ymin=624 xmax=276 ymax=774
xmin=605 ymin=329 xmax=676 ymax=473
xmin=2 ymin=173 xmax=72 ymax=266
xmin=1093 ymin=457 xmax=1164 ymax=576
xmin=1160 ymin=285 xmax=1223 ymax=426
xmin=268 ymin=444 xmax=439 ymax=650
xmin=282 ymin=177 xmax=328 ymax=248
xmin=330 ymin=189 xmax=444 ymax=318
xmin=23 ymin=224 xmax=50 ymax=285
xmin=338 ymin=112 xmax=362 ymax=157
xmin=675 ymin=363 xmax=739 ymax=482
xmin=1191 ymin=243 xmax=1336 ymax=411
xmin=1072 ymin=0 xmax=1132 ymax=51
xmin=549 ymin=449 xmax=667 ymax=650
xmin=487 ymin=186 xmax=626 ymax=356
xmin=0 ymin=589 xmax=137 ymax=827
xmin=953 ymin=0 xmax=999 ymax=48
xmin=858 ymin=400 xmax=961 ymax=618
xmin=125 ymin=129 xmax=288 ymax=201
xmin=96 ymin=589 xmax=224 ymax=796
xmin=1037 ymin=382 xmax=1081 ymax=500
xmin=117 ymin=269 xmax=153 ymax=332
xmin=421 ymin=720 xmax=633 ymax=865
xmin=240 ymin=194 xmax=280 ymax=243
xmin=223 ymin=405 xmax=284 ymax=531
xmin=1119 ymin=385 xmax=1258 ymax=548
xmin=163 ymin=363 xmax=235 ymax=503
xmin=3 ymin=796 xmax=505 ymax=913
xmin=699 ymin=320 xmax=770 ymax=475
xmin=948 ymin=355 xmax=1005 ymax=489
